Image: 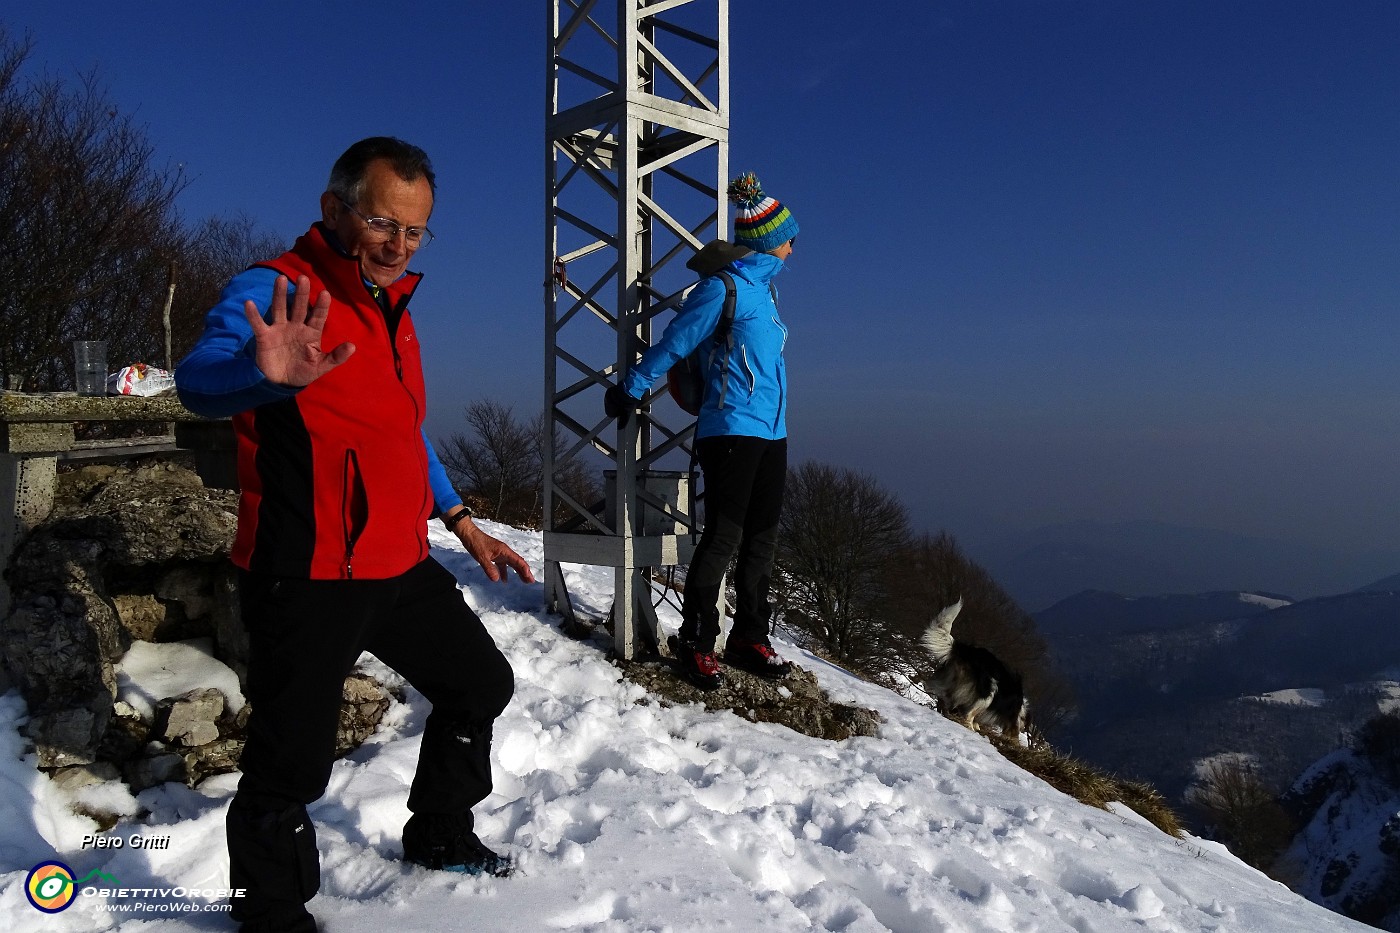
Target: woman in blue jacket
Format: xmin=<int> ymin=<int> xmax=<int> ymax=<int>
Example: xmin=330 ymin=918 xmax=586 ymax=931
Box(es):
xmin=606 ymin=173 xmax=798 ymax=689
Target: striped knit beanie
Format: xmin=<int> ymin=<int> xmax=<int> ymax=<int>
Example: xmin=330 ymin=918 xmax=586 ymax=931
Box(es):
xmin=728 ymin=172 xmax=799 ymax=253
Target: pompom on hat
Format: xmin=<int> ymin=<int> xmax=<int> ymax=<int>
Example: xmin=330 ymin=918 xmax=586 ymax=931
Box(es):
xmin=728 ymin=172 xmax=799 ymax=253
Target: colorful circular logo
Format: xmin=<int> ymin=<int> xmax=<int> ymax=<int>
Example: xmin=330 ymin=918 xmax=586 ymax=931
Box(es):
xmin=25 ymin=861 xmax=77 ymax=913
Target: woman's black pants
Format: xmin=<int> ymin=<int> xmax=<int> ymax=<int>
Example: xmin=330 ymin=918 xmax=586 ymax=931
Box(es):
xmin=679 ymin=435 xmax=787 ymax=652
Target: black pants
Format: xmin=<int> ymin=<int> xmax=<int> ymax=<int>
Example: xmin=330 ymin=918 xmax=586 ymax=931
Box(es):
xmin=228 ymin=557 xmax=513 ymax=924
xmin=679 ymin=435 xmax=787 ymax=652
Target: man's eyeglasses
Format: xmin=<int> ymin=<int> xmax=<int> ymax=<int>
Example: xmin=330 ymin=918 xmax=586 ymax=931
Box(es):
xmin=337 ymin=197 xmax=434 ymax=248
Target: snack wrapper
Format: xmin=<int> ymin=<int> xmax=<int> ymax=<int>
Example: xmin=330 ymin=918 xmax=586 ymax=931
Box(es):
xmin=108 ymin=363 xmax=177 ymax=397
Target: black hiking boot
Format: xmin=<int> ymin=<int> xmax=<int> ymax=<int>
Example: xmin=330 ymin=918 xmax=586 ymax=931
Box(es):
xmin=673 ymin=638 xmax=723 ymax=691
xmin=724 ymin=639 xmax=793 ymax=680
xmin=403 ymin=813 xmax=514 ymax=877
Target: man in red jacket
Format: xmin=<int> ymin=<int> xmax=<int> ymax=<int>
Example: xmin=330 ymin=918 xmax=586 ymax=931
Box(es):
xmin=177 ymin=137 xmax=534 ymax=933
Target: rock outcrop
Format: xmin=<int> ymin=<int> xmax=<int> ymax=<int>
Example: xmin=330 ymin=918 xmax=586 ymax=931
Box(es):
xmin=621 ymin=657 xmax=882 ymax=742
xmin=2 ymin=460 xmax=395 ymax=794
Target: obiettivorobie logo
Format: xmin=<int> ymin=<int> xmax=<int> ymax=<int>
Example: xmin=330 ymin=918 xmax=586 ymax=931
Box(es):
xmin=23 ymin=857 xmax=244 ymax=915
xmin=24 ymin=861 xmax=118 ymax=913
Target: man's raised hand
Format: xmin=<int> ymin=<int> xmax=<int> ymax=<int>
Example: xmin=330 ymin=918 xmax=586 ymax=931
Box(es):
xmin=244 ymin=275 xmax=355 ymax=386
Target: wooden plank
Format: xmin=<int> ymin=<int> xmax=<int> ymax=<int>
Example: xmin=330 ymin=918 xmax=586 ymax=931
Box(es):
xmin=58 ymin=436 xmax=180 ymax=463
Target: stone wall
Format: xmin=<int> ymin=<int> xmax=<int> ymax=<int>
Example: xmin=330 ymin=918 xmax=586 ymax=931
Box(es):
xmin=1 ymin=460 xmax=394 ymax=793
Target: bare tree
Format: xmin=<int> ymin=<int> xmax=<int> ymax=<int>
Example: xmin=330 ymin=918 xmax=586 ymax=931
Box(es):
xmin=0 ymin=27 xmax=282 ymax=389
xmin=775 ymin=461 xmax=911 ymax=665
xmin=1187 ymin=757 xmax=1296 ymax=871
xmin=440 ymin=400 xmax=537 ymax=524
xmin=170 ymin=215 xmax=287 ymax=361
xmin=1355 ymin=710 xmax=1400 ymax=789
xmin=0 ymin=29 xmax=183 ymax=388
xmin=439 ymin=399 xmax=602 ymax=529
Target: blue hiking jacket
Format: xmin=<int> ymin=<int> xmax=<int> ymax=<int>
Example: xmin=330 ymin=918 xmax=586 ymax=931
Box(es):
xmin=622 ymin=251 xmax=789 ymax=440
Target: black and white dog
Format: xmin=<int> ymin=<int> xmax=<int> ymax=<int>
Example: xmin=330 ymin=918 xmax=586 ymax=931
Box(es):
xmin=921 ymin=599 xmax=1028 ymax=741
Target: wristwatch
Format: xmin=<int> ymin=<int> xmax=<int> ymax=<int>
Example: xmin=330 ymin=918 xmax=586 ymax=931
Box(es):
xmin=443 ymin=505 xmax=475 ymax=530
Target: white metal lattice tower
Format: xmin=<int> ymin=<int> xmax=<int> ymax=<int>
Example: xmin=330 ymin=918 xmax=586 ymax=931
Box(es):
xmin=544 ymin=0 xmax=728 ymax=659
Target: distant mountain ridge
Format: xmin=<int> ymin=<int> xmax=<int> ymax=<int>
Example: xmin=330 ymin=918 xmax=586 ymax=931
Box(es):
xmin=1030 ymin=576 xmax=1400 ymax=927
xmin=1038 ymin=587 xmax=1400 ymax=803
xmin=1355 ymin=571 xmax=1400 ymax=593
xmin=1035 ymin=589 xmax=1292 ymax=639
xmin=977 ymin=519 xmax=1400 ymax=612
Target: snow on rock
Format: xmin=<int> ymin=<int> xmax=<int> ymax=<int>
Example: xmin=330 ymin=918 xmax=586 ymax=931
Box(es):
xmin=113 ymin=638 xmax=246 ymax=719
xmin=0 ymin=521 xmax=1374 ymax=932
xmin=1239 ymin=593 xmax=1291 ymax=610
xmin=1280 ymin=745 xmax=1400 ymax=929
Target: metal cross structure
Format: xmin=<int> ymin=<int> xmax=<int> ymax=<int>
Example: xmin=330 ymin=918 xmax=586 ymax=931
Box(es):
xmin=543 ymin=0 xmax=729 ymax=659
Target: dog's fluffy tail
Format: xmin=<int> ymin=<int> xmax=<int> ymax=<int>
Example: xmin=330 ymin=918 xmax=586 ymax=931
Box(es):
xmin=920 ymin=598 xmax=963 ymax=665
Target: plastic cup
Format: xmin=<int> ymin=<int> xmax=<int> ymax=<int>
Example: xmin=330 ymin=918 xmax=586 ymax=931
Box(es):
xmin=73 ymin=340 xmax=108 ymax=396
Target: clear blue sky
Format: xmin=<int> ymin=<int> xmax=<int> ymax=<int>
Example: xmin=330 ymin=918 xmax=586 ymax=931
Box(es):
xmin=8 ymin=1 xmax=1399 ymax=560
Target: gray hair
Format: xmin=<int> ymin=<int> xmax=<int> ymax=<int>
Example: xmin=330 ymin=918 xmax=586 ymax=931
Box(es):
xmin=327 ymin=137 xmax=436 ymax=204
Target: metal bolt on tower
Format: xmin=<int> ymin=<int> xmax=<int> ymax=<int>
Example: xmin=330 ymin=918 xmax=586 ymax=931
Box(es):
xmin=543 ymin=0 xmax=729 ymax=659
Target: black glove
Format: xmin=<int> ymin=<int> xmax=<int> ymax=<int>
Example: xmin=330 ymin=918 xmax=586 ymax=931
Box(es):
xmin=605 ymin=383 xmax=638 ymax=427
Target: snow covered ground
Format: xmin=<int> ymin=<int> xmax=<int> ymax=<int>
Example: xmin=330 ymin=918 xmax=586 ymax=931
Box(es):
xmin=1246 ymin=683 xmax=1400 ymax=714
xmin=1248 ymin=688 xmax=1329 ymax=708
xmin=0 ymin=521 xmax=1373 ymax=932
